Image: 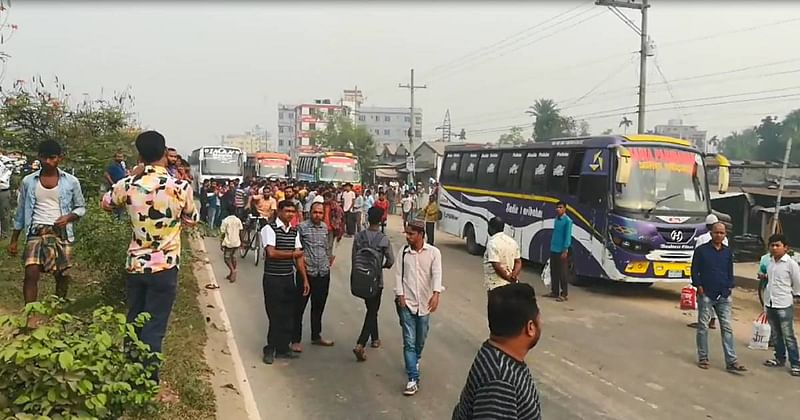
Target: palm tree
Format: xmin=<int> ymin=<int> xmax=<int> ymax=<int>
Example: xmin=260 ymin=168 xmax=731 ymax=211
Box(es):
xmin=619 ymin=116 xmax=633 ymax=134
xmin=526 ymin=99 xmax=563 ymax=141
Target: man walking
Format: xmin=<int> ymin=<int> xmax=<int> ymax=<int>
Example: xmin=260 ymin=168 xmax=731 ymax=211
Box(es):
xmin=0 ymin=158 xmax=12 ymax=238
xmin=692 ymin=222 xmax=746 ymax=372
xmin=102 ymin=131 xmax=198 ymax=387
xmin=761 ymin=234 xmax=800 ymax=376
xmin=395 ymin=219 xmax=444 ymax=396
xmin=292 ymin=202 xmax=335 ymax=352
xmin=261 ymin=200 xmax=310 ymax=364
xmin=688 ymin=214 xmax=729 ymax=329
xmin=452 ymin=283 xmax=542 ymax=420
xmin=545 ymin=201 xmax=572 ymax=302
xmin=422 ymin=194 xmax=440 ymax=245
xmin=352 ymin=206 xmax=395 ymax=362
xmin=8 ymin=140 xmax=86 ymax=306
xmin=342 ymin=183 xmax=356 ymax=237
xmin=374 ymin=190 xmax=389 ymax=233
xmin=484 ymin=217 xmax=522 ymax=292
xmin=401 ymin=191 xmax=414 ymax=229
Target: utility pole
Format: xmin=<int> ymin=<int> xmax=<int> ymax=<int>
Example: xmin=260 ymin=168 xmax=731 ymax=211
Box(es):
xmin=773 ymin=123 xmax=797 ymax=234
xmin=596 ymin=0 xmax=650 ymax=133
xmin=399 ymin=69 xmax=426 ymax=185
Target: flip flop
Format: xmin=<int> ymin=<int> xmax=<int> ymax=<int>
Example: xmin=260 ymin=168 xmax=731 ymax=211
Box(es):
xmin=726 ymin=363 xmax=747 ymax=373
xmin=697 ymin=360 xmax=710 ymax=370
xmin=204 ymin=283 xmax=220 ymax=290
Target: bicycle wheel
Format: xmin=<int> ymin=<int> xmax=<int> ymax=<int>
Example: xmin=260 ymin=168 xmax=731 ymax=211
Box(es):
xmin=239 ymin=228 xmax=251 ymax=258
xmin=254 ymin=230 xmax=261 ymax=266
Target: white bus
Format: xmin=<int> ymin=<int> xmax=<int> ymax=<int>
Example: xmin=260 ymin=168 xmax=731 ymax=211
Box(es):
xmin=188 ymin=146 xmax=245 ymax=191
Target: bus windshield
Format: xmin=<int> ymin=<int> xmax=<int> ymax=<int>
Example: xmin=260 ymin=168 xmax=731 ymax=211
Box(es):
xmin=320 ymin=156 xmax=359 ymax=182
xmin=613 ymin=146 xmax=708 ymax=214
xmin=202 ymin=148 xmax=243 ymax=176
xmin=257 ymin=159 xmax=289 ymax=178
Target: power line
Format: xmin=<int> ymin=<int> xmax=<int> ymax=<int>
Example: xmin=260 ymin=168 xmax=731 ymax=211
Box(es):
xmin=652 ymin=54 xmax=689 ymax=120
xmin=659 ymin=16 xmax=800 ymax=48
xmin=607 ymin=6 xmax=641 ymax=35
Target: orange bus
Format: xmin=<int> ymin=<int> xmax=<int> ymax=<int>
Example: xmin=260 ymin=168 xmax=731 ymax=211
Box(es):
xmin=245 ymin=152 xmax=292 ymax=180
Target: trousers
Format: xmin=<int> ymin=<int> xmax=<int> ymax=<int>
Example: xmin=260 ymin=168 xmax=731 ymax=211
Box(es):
xmin=292 ymin=272 xmax=331 ymax=343
xmin=263 ymin=272 xmax=296 ymax=355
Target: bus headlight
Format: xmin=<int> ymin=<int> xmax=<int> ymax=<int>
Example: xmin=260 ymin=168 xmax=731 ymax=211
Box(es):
xmin=611 ymin=235 xmax=651 ymax=254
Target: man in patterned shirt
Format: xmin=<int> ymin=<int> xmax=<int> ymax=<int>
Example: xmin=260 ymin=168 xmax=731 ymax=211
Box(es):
xmin=452 ymin=283 xmax=542 ymax=420
xmin=102 ymin=130 xmax=198 ymax=385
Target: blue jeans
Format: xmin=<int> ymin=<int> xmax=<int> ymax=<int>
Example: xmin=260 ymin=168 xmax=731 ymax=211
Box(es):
xmin=766 ymin=306 xmax=800 ymax=368
xmin=396 ymin=304 xmax=430 ymax=382
xmin=696 ymin=294 xmax=738 ymax=366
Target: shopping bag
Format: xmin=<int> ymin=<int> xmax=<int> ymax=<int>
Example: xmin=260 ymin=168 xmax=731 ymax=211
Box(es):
xmin=541 ymin=260 xmax=551 ymax=287
xmin=680 ymin=285 xmax=697 ymax=310
xmin=747 ymin=312 xmax=771 ymax=350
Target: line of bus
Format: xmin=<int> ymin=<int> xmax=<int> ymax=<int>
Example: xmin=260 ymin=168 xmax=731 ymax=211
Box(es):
xmin=188 ymin=146 xmax=245 ymax=192
xmin=295 ymin=150 xmax=361 ymax=185
xmin=244 ymin=152 xmax=292 ymax=180
xmin=438 ymin=134 xmax=730 ymax=285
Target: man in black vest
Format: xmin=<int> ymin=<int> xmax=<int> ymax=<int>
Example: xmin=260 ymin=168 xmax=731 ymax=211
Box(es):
xmin=261 ymin=200 xmax=310 ymax=364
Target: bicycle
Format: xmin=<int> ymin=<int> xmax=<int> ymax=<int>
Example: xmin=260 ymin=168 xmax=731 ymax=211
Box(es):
xmin=239 ymin=214 xmax=268 ymax=266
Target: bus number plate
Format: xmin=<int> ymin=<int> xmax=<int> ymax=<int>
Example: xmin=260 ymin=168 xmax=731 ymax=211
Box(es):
xmin=668 ymin=270 xmax=683 ymax=278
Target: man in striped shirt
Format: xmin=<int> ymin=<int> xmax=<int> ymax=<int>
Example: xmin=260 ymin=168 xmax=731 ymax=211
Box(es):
xmin=452 ymin=283 xmax=542 ymax=420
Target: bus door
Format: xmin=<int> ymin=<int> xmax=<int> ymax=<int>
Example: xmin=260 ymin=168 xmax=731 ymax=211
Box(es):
xmin=576 ymin=149 xmax=610 ymax=276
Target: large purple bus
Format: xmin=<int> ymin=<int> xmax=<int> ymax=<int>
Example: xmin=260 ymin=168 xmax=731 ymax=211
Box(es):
xmin=438 ymin=134 xmax=731 ymax=285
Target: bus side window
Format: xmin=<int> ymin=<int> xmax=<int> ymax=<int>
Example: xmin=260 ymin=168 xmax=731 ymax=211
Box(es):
xmin=497 ymin=151 xmax=524 ymax=191
xmin=441 ymin=153 xmax=461 ymax=185
xmin=476 ymin=152 xmax=500 ymax=189
xmin=549 ymin=151 xmax=569 ymax=194
xmin=567 ymin=150 xmax=585 ymax=195
xmin=579 ymin=174 xmax=609 ymax=209
xmin=459 ymin=152 xmax=480 ymax=186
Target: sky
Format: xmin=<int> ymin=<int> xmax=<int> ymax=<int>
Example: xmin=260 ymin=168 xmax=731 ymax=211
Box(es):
xmin=3 ymin=1 xmax=800 ymax=154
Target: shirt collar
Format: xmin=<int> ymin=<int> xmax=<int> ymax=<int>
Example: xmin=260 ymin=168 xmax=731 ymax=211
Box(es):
xmin=144 ymin=165 xmax=168 ymax=175
xmin=407 ymin=243 xmax=431 ymax=254
xmin=32 ymin=168 xmax=68 ymax=179
xmin=275 ymin=217 xmax=290 ymax=231
xmin=775 ymin=254 xmax=791 ymax=263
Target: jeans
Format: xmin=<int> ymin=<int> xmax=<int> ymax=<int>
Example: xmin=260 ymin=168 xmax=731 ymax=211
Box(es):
xmin=766 ymin=306 xmax=800 ymax=368
xmin=263 ymin=272 xmax=296 ymax=356
xmin=345 ymin=211 xmax=356 ymax=235
xmin=357 ymin=288 xmax=383 ymax=346
xmin=426 ymin=222 xmax=435 ymax=245
xmin=0 ymin=189 xmax=10 ymax=236
xmin=696 ymin=294 xmax=738 ymax=366
xmin=126 ymin=267 xmax=179 ymax=382
xmin=396 ymin=304 xmax=430 ymax=382
xmin=550 ymin=252 xmax=569 ymax=297
xmin=293 ymin=272 xmax=331 ymax=343
xmin=207 ymin=206 xmax=218 ymax=228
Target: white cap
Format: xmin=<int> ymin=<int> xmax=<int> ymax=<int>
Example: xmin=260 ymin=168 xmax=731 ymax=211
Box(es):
xmin=312 ymin=195 xmax=324 ymax=204
xmin=705 ymin=214 xmax=719 ymax=225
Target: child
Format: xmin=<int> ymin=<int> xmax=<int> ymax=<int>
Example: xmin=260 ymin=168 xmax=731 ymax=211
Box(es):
xmin=219 ymin=202 xmax=244 ymax=282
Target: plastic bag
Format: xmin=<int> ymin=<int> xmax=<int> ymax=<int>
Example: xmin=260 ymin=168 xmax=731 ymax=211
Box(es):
xmin=680 ymin=285 xmax=697 ymax=310
xmin=748 ymin=312 xmax=771 ymax=350
xmin=541 ymin=260 xmax=551 ymax=287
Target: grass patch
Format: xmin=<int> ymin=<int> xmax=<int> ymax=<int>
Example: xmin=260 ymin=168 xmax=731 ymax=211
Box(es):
xmin=0 ymin=212 xmax=216 ymax=419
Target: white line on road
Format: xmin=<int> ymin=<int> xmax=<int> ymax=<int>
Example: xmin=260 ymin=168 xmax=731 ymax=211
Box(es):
xmin=194 ymin=238 xmax=262 ymax=420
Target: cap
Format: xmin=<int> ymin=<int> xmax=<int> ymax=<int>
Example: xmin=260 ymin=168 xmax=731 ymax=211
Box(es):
xmin=312 ymin=195 xmax=324 ymax=204
xmin=705 ymin=214 xmax=719 ymax=224
xmin=407 ymin=219 xmax=426 ymax=232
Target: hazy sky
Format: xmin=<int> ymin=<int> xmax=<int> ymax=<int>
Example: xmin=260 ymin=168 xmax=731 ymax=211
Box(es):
xmin=5 ymin=1 xmax=800 ymax=154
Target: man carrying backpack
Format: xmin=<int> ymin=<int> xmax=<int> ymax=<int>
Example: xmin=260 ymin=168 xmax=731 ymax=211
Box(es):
xmin=351 ymin=206 xmax=395 ymax=362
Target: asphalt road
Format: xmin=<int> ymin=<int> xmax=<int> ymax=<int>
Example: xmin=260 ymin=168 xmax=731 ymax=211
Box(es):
xmin=203 ymin=215 xmax=800 ymax=420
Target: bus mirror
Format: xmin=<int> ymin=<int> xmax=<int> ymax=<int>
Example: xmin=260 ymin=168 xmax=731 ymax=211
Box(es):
xmin=715 ymin=154 xmax=730 ymax=194
xmin=616 ymin=147 xmax=632 ymax=184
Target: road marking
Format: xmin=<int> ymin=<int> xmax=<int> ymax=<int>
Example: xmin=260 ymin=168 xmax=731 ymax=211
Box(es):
xmin=194 ymin=238 xmax=262 ymax=420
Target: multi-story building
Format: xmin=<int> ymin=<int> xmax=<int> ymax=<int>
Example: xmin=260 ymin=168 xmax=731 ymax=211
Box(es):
xmin=295 ymin=99 xmax=346 ymax=147
xmin=221 ymin=129 xmax=269 ymax=155
xmin=277 ymin=104 xmax=296 ymax=154
xmin=653 ymin=119 xmax=708 ymax=151
xmin=355 ymin=106 xmax=423 ymax=145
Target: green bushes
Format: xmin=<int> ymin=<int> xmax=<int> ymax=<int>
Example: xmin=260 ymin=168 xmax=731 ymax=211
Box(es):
xmin=0 ymin=297 xmax=159 ymax=419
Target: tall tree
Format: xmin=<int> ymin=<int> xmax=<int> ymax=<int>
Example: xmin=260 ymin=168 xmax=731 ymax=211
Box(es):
xmin=525 ymin=99 xmax=574 ymax=141
xmin=782 ymin=109 xmax=800 ymax=163
xmin=619 ymin=116 xmax=633 ymax=134
xmin=578 ymin=120 xmax=591 ymax=136
xmin=497 ymin=126 xmax=526 ymax=145
xmin=720 ymin=129 xmax=758 ymax=160
xmin=311 ymin=113 xmax=376 ymax=180
xmin=755 ymin=115 xmax=784 ymax=162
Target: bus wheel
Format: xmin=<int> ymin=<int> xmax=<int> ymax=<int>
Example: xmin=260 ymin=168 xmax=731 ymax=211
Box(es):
xmin=465 ymin=224 xmax=484 ymax=255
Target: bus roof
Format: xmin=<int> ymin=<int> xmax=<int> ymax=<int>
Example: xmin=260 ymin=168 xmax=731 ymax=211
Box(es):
xmin=297 ymin=151 xmax=358 ymax=159
xmin=254 ymin=152 xmax=290 ymax=160
xmin=444 ymin=135 xmax=695 ymax=153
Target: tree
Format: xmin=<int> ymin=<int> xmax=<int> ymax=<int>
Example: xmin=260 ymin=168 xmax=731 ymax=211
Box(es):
xmin=311 ymin=113 xmax=376 ymax=180
xmin=755 ymin=115 xmax=784 ymax=162
xmin=525 ymin=98 xmax=574 ymax=141
xmin=497 ymin=126 xmax=525 ymax=145
xmin=619 ymin=116 xmax=633 ymax=134
xmin=578 ymin=120 xmax=590 ymax=136
xmin=601 ymin=128 xmax=613 ymax=135
xmin=720 ymin=129 xmax=758 ymax=160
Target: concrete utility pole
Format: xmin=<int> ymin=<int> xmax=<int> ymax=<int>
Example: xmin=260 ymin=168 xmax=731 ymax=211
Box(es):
xmin=773 ymin=124 xmax=797 ymax=234
xmin=399 ymin=69 xmax=426 ymax=185
xmin=596 ymin=0 xmax=650 ymax=133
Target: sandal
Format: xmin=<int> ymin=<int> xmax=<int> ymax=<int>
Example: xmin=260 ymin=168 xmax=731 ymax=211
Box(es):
xmin=791 ymin=367 xmax=800 ymax=377
xmin=726 ymin=363 xmax=747 ymax=373
xmin=370 ymin=340 xmax=381 ymax=348
xmin=353 ymin=345 xmax=367 ymax=362
xmin=204 ymin=283 xmax=220 ymax=290
xmin=556 ymin=296 xmax=568 ymax=302
xmin=764 ymin=359 xmax=785 ymax=368
xmin=697 ymin=360 xmax=710 ymax=370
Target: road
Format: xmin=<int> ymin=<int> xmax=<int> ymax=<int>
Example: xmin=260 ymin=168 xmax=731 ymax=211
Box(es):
xmin=203 ymin=215 xmax=800 ymax=420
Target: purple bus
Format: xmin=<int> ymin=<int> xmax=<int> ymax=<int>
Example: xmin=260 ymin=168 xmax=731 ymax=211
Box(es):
xmin=438 ymin=134 xmax=731 ymax=285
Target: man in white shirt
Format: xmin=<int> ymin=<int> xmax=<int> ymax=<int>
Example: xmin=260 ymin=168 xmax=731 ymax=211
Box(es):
xmin=342 ymin=183 xmax=356 ymax=237
xmin=688 ymin=213 xmax=726 ymax=329
xmin=401 ymin=192 xmax=414 ymax=228
xmin=483 ymin=217 xmax=522 ymax=291
xmin=762 ymin=233 xmax=800 ymax=376
xmin=395 ymin=219 xmax=443 ymax=396
xmin=0 ymin=160 xmax=12 ymax=237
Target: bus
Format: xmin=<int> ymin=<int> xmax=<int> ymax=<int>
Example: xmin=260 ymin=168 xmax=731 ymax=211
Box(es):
xmin=188 ymin=146 xmax=245 ymax=191
xmin=245 ymin=152 xmax=292 ymax=180
xmin=438 ymin=134 xmax=731 ymax=285
xmin=295 ymin=151 xmax=361 ymax=185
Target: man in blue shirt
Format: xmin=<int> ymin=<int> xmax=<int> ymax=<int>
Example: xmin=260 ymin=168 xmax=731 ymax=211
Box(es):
xmin=104 ymin=151 xmax=127 ymax=189
xmin=691 ymin=222 xmax=747 ymax=372
xmin=545 ymin=201 xmax=573 ymax=302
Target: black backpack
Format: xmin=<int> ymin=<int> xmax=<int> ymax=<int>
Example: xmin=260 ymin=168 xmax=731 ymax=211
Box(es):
xmin=350 ymin=232 xmax=385 ymax=299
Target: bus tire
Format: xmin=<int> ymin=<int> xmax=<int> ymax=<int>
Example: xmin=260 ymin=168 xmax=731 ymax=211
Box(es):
xmin=465 ymin=224 xmax=484 ymax=255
